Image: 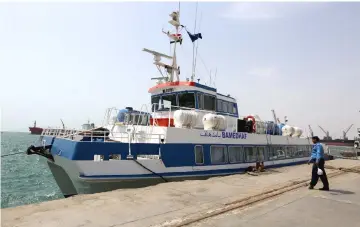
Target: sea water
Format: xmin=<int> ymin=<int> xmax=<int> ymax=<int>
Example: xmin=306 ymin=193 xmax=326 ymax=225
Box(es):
xmin=1 ymin=132 xmax=63 ymax=208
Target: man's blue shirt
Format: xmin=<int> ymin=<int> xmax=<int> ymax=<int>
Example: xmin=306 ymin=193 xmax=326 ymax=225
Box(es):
xmin=310 ymin=142 xmax=324 ymax=162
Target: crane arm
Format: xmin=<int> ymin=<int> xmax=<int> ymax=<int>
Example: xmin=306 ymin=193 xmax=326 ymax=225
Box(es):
xmin=271 ymin=109 xmax=277 ymax=123
xmin=344 ymin=124 xmax=353 ymax=134
xmin=308 ymin=125 xmax=314 ymax=137
xmin=318 ymin=125 xmax=327 ymax=135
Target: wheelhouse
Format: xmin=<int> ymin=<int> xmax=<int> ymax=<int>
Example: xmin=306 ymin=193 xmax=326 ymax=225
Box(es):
xmin=149 ymin=81 xmax=238 ymax=117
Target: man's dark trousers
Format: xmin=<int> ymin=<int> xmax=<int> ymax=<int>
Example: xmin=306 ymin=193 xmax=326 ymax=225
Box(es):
xmin=310 ymin=158 xmax=329 ymax=188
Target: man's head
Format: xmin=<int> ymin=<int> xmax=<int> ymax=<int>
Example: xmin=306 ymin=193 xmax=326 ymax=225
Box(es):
xmin=312 ymin=136 xmax=320 ymax=144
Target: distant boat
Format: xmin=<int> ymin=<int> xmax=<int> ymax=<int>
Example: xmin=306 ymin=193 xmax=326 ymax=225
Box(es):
xmin=29 ymin=121 xmax=43 ymax=135
xmin=81 ymin=120 xmax=96 ymax=131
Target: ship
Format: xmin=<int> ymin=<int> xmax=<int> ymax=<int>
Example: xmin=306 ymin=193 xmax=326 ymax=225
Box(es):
xmin=28 ymin=121 xmax=43 ymax=135
xmin=316 ymin=124 xmax=356 ymax=147
xmin=26 ymin=6 xmax=320 ymax=198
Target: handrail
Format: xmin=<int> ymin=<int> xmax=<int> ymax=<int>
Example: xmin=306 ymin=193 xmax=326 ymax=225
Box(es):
xmin=41 ymin=128 xmax=164 ymax=143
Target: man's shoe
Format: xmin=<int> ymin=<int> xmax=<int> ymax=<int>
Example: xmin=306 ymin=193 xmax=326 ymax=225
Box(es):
xmin=308 ymin=185 xmax=314 ymax=190
xmin=319 ymin=187 xmax=329 ymax=191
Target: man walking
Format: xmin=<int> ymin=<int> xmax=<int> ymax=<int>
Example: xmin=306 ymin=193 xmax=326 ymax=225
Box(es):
xmin=308 ymin=136 xmax=329 ymax=190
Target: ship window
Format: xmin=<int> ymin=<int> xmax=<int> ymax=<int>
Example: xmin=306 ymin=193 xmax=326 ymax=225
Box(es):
xmin=194 ymin=145 xmax=204 ymax=164
xmin=269 ymin=147 xmax=286 ymax=160
xmin=94 ymin=155 xmax=104 ymax=161
xmin=293 ymin=146 xmax=305 ymax=157
xmin=229 ymin=103 xmax=235 ymax=114
xmin=308 ymin=145 xmax=313 ymax=156
xmin=109 ymin=154 xmax=121 ymax=160
xmin=210 ymin=145 xmax=228 ymax=164
xmin=228 ymin=146 xmax=244 ymax=163
xmin=232 ymin=104 xmax=237 ymax=114
xmin=197 ymin=93 xmax=204 ymax=109
xmin=222 ymin=101 xmax=228 ymax=113
xmin=161 ymin=94 xmax=177 ymax=110
xmin=257 ymin=147 xmax=266 ymax=161
xmin=244 ymin=147 xmax=257 ymax=162
xmin=204 ymin=95 xmax=216 ymax=111
xmin=217 ymin=99 xmax=222 ymax=112
xmin=178 ymin=93 xmax=195 ymax=109
xmin=140 ymin=114 xmax=150 ymax=125
xmin=285 ymin=147 xmax=296 ymax=158
xmin=151 ymin=96 xmax=161 ymax=111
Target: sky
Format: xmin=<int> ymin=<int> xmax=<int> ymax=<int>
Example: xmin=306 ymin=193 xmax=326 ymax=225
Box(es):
xmin=0 ymin=2 xmax=359 ymax=139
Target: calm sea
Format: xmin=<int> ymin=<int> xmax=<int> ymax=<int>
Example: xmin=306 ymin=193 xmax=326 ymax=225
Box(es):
xmin=1 ymin=132 xmax=63 ymax=208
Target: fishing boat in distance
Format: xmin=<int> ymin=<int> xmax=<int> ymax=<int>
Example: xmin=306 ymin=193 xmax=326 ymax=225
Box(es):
xmin=29 ymin=121 xmax=43 ymax=135
xmin=27 ymin=7 xmax=317 ymax=198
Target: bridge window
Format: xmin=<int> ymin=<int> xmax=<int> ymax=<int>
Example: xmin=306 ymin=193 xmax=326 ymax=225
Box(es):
xmin=211 ymin=145 xmax=228 ymax=164
xmin=197 ymin=93 xmax=204 ymax=109
xmin=229 ymin=103 xmax=236 ymax=114
xmin=194 ymin=145 xmax=204 ymax=164
xmin=151 ymin=96 xmax=161 ymax=111
xmin=232 ymin=103 xmax=237 ymax=114
xmin=229 ymin=146 xmax=244 ymax=163
xmin=161 ymin=94 xmax=177 ymax=110
xmin=179 ymin=93 xmax=195 ymax=109
xmin=222 ymin=101 xmax=228 ymax=113
xmin=204 ymin=95 xmax=216 ymax=111
xmin=217 ymin=99 xmax=222 ymax=112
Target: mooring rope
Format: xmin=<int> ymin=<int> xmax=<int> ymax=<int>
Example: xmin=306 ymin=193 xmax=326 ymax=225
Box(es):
xmin=1 ymin=151 xmax=24 ymax=157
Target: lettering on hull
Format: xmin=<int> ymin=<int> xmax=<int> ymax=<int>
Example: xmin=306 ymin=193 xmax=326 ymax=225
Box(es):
xmin=200 ymin=131 xmax=247 ymax=139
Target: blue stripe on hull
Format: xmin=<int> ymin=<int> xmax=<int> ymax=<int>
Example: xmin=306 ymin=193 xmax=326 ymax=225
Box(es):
xmin=40 ymin=137 xmax=312 ymax=168
xmin=79 ymin=159 xmax=308 ymax=179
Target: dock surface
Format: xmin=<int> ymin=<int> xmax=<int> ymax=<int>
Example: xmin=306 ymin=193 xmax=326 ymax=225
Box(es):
xmin=2 ymin=159 xmax=360 ymax=227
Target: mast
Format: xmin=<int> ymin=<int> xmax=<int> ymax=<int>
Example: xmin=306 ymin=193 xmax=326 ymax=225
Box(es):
xmin=191 ymin=2 xmax=199 ymax=81
xmin=143 ymin=6 xmax=181 ymax=83
xmin=170 ymin=10 xmax=180 ymax=82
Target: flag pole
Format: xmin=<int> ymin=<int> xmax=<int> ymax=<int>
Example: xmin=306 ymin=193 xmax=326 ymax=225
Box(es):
xmin=191 ymin=2 xmax=199 ymax=82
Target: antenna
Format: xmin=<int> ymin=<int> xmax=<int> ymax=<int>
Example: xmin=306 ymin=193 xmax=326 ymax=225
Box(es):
xmin=193 ymin=11 xmax=202 ymax=82
xmin=209 ymin=70 xmax=212 ymax=86
xmin=191 ymin=2 xmax=199 ymax=81
xmin=214 ymin=68 xmax=217 ymax=87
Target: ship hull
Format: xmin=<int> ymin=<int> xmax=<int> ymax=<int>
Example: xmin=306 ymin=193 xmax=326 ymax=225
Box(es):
xmin=33 ymin=128 xmax=316 ymax=198
xmin=321 ymin=140 xmax=355 ymax=147
xmin=47 ymin=155 xmax=310 ymax=197
xmin=29 ymin=127 xmax=43 ymax=135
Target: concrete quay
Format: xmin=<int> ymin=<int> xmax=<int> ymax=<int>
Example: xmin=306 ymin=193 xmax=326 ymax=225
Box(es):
xmin=2 ymin=159 xmax=360 ymax=227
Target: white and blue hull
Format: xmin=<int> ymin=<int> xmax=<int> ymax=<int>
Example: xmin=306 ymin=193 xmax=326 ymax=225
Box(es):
xmin=35 ymin=127 xmax=314 ymax=197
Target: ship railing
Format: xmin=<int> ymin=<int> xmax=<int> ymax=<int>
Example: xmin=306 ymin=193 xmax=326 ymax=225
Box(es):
xmin=41 ymin=128 xmax=78 ymax=137
xmin=41 ymin=127 xmax=164 ymax=143
xmin=155 ymin=104 xmax=286 ymax=135
xmin=102 ymin=104 xmax=299 ymax=136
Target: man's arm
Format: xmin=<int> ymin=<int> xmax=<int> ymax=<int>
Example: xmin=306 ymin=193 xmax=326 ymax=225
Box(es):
xmin=316 ymin=144 xmax=322 ymax=165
